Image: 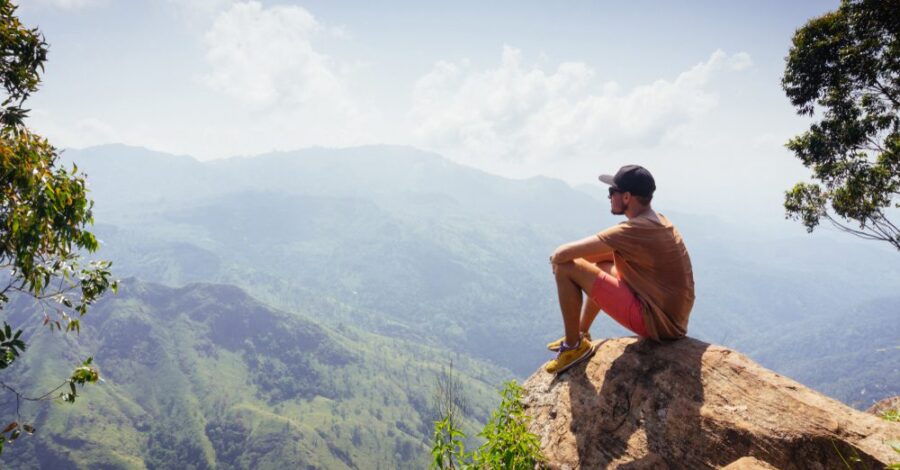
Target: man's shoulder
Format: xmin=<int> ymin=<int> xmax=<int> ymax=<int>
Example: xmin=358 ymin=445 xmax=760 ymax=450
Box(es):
xmin=624 ymin=213 xmax=671 ymax=229
xmin=655 ymin=212 xmax=674 ymax=227
xmin=599 ymin=213 xmax=678 ymax=241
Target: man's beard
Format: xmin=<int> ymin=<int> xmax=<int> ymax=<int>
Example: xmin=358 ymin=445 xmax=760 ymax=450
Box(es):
xmin=610 ymin=200 xmax=628 ymax=215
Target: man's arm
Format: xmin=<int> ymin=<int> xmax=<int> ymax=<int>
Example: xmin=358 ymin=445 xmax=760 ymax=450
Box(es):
xmin=551 ymin=235 xmax=614 ymax=265
xmin=581 ymin=251 xmax=615 ymax=263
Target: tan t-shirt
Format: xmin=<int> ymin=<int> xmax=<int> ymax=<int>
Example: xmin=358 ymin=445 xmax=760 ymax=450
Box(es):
xmin=596 ymin=213 xmax=695 ymax=341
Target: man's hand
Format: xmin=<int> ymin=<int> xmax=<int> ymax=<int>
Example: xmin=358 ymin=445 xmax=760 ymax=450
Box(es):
xmin=550 ymin=249 xmax=568 ymax=274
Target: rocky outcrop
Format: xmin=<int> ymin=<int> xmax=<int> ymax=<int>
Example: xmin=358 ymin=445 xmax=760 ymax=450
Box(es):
xmin=522 ymin=337 xmax=899 ymax=469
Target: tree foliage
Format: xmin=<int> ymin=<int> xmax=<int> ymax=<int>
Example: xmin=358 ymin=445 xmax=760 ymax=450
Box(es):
xmin=0 ymin=0 xmax=114 ymax=452
xmin=781 ymin=0 xmax=900 ymax=249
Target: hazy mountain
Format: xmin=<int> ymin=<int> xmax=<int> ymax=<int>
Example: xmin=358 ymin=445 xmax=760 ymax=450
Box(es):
xmin=60 ymin=144 xmax=900 ymax=407
xmin=65 ymin=144 xmax=604 ymax=237
xmin=734 ymin=295 xmax=899 ymax=409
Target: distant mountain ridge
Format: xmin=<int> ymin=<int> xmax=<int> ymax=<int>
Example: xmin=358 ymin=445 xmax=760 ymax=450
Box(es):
xmin=60 ymin=143 xmax=900 ymax=407
xmin=64 ymin=144 xmax=603 ymax=234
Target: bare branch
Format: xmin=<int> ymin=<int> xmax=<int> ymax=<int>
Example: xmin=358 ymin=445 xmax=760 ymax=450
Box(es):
xmin=824 ymin=214 xmax=885 ymax=240
xmin=874 ymin=79 xmax=900 ymax=108
xmin=825 ymin=213 xmax=900 ymax=250
xmin=0 ymin=379 xmax=70 ymax=419
xmin=864 ymin=136 xmax=885 ymax=153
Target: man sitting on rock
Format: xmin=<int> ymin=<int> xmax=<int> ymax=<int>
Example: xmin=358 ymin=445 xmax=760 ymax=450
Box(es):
xmin=545 ymin=165 xmax=695 ymax=373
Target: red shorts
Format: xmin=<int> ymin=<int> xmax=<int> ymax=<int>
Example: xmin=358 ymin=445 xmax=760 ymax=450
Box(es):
xmin=589 ymin=271 xmax=649 ymax=337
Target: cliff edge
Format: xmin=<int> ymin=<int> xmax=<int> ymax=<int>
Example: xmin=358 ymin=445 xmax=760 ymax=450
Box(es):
xmin=522 ymin=337 xmax=899 ymax=469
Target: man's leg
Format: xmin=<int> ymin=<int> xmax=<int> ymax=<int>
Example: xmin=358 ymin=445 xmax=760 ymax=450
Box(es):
xmin=579 ymin=299 xmax=600 ymax=336
xmin=554 ymin=259 xmax=604 ymax=346
xmin=579 ymin=261 xmax=617 ymax=333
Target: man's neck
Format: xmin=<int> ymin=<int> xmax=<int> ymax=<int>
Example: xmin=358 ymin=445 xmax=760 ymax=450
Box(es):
xmin=624 ymin=203 xmax=654 ymax=220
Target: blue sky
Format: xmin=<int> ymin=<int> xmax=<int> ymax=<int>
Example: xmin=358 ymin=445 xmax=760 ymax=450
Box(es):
xmin=19 ymin=0 xmax=851 ymax=229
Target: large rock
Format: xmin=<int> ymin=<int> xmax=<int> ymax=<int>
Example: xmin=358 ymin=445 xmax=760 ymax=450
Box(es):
xmin=522 ymin=337 xmax=899 ymax=469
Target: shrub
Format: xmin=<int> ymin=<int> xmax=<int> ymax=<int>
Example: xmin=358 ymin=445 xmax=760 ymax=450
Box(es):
xmin=430 ymin=380 xmax=545 ymax=470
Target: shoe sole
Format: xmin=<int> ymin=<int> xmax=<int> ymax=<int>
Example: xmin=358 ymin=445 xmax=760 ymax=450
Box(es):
xmin=552 ymin=342 xmax=598 ymax=375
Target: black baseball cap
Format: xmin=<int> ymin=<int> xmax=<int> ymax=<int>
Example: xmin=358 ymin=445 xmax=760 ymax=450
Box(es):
xmin=598 ymin=165 xmax=656 ymax=197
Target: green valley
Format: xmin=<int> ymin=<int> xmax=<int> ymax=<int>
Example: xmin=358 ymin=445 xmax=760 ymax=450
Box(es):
xmin=0 ymin=280 xmax=507 ymax=468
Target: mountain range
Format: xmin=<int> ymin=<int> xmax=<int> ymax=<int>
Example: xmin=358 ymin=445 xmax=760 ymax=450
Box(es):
xmin=0 ymin=143 xmax=894 ymax=467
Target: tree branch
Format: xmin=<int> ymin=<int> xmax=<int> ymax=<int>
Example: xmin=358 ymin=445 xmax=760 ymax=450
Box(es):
xmin=874 ymin=79 xmax=900 ymax=109
xmin=825 ymin=213 xmax=900 ymax=250
xmin=0 ymin=379 xmax=69 ymax=419
xmin=864 ymin=136 xmax=885 ymax=153
xmin=824 ymin=213 xmax=885 ymax=240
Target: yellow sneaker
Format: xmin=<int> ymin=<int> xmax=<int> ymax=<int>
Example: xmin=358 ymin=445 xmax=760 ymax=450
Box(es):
xmin=543 ymin=339 xmax=595 ymax=374
xmin=546 ymin=332 xmax=591 ymax=352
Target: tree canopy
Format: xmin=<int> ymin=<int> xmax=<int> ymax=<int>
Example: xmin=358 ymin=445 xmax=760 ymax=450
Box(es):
xmin=782 ymin=0 xmax=899 ymax=249
xmin=0 ymin=0 xmax=114 ymax=452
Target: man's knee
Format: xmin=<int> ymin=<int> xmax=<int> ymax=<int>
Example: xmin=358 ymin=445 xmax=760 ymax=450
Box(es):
xmin=555 ymin=259 xmax=604 ymax=292
xmin=554 ymin=260 xmax=576 ymax=279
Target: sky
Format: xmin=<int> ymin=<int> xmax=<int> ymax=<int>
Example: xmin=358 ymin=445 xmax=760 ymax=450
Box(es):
xmin=18 ymin=0 xmax=855 ymax=231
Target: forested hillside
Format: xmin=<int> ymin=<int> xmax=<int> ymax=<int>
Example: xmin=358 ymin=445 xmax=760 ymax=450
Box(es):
xmin=0 ymin=280 xmax=506 ymax=468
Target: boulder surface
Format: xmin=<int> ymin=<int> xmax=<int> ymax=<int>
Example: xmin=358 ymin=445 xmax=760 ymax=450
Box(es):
xmin=522 ymin=337 xmax=899 ymax=469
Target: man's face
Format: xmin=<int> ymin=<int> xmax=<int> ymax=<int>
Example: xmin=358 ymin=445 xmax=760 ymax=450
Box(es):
xmin=608 ymin=188 xmax=628 ymax=215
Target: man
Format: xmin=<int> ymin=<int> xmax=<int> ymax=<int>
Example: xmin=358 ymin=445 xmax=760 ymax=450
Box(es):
xmin=544 ymin=165 xmax=695 ymax=374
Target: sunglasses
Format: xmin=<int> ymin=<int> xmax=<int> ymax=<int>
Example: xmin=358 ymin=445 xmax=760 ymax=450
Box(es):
xmin=608 ymin=187 xmax=623 ymax=197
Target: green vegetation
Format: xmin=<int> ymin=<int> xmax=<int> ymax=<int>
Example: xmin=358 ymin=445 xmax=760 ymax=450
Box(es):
xmin=883 ymin=408 xmax=900 ymax=422
xmin=781 ymin=0 xmax=900 ymax=249
xmin=431 ymin=381 xmax=544 ymax=470
xmin=0 ymin=280 xmax=508 ymax=468
xmin=0 ymin=0 xmax=115 ymax=453
xmin=830 ymin=439 xmax=866 ymax=469
xmin=883 ymin=408 xmax=900 ymax=470
xmin=88 ymin=185 xmax=570 ymax=377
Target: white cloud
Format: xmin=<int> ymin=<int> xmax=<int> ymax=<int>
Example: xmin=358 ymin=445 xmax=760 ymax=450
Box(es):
xmin=166 ymin=0 xmax=235 ymax=12
xmin=409 ymin=47 xmax=753 ymax=175
xmin=190 ymin=1 xmax=377 ymax=158
xmin=28 ymin=2 xmax=380 ymax=161
xmin=25 ymin=0 xmax=107 ymax=10
xmin=202 ymin=1 xmax=355 ymax=115
xmin=163 ymin=0 xmax=237 ymax=25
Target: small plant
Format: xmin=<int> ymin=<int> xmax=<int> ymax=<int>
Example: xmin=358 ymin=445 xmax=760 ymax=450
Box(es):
xmin=882 ymin=409 xmax=899 ymax=423
xmin=883 ymin=407 xmax=900 ymax=470
xmin=830 ymin=439 xmax=864 ymax=469
xmin=430 ymin=413 xmax=467 ymax=470
xmin=471 ymin=381 xmax=544 ymax=470
xmin=430 ymin=380 xmax=545 ymax=470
